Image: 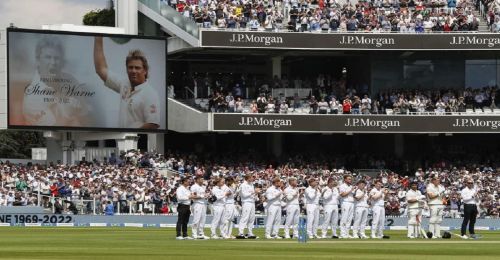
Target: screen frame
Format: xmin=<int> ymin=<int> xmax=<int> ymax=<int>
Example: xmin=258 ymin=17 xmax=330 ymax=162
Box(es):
xmin=6 ymin=27 xmax=168 ymax=133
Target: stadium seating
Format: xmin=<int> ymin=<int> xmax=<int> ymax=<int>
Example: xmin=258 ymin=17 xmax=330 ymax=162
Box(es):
xmin=167 ymin=0 xmax=485 ymax=32
xmin=0 ymin=152 xmax=498 ymax=218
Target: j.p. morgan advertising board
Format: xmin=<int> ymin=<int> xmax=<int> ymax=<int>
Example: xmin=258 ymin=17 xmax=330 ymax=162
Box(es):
xmin=201 ymin=30 xmax=500 ymax=50
xmin=213 ymin=114 xmax=500 ymax=133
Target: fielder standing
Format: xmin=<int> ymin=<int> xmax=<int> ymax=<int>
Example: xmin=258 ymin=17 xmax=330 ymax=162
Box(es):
xmin=406 ymin=181 xmax=424 ymax=238
xmin=237 ymin=174 xmax=259 ymax=239
xmin=427 ymin=175 xmax=445 ymax=238
xmin=305 ymin=178 xmax=321 ymax=239
xmin=222 ymin=177 xmax=236 ymax=239
xmin=210 ymin=178 xmax=227 ymax=239
xmin=353 ymin=181 xmax=369 ymax=239
xmin=369 ymin=180 xmax=387 ymax=239
xmin=265 ymin=178 xmax=283 ymax=239
xmin=339 ymin=175 xmax=355 ymax=238
xmin=191 ymin=176 xmax=209 ymax=239
xmin=283 ymin=177 xmax=301 ymax=239
xmin=321 ymin=178 xmax=340 ymax=238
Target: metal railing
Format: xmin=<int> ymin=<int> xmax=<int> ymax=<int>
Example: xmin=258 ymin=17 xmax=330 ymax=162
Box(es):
xmin=139 ymin=0 xmax=199 ymax=39
xmin=200 ymin=27 xmax=490 ymax=33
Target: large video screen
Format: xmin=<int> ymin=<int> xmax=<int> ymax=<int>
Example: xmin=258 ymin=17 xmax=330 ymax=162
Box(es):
xmin=7 ymin=28 xmax=167 ymax=131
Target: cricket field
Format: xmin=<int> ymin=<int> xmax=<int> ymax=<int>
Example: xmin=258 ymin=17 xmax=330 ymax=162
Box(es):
xmin=0 ymin=228 xmax=498 ymax=260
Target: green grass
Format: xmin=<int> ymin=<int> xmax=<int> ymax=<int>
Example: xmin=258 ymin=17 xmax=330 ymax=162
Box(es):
xmin=0 ymin=228 xmax=498 ymax=260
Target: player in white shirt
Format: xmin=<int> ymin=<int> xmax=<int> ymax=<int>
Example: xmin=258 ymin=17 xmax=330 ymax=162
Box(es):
xmin=210 ymin=178 xmax=228 ymax=239
xmin=460 ymin=179 xmax=479 ymax=239
xmin=283 ymin=177 xmax=301 ymax=239
xmin=265 ymin=178 xmax=283 ymax=239
xmin=321 ymin=178 xmax=340 ymax=238
xmin=369 ymin=179 xmax=388 ymax=239
xmin=426 ymin=175 xmax=446 ymax=238
xmin=237 ymin=174 xmax=259 ymax=239
xmin=339 ymin=175 xmax=355 ymax=238
xmin=175 ymin=178 xmax=195 ymax=240
xmin=222 ymin=177 xmax=236 ymax=239
xmin=406 ymin=181 xmax=425 ymax=238
xmin=305 ymin=178 xmax=321 ymax=238
xmin=190 ymin=176 xmax=209 ymax=239
xmin=94 ymin=36 xmax=160 ymax=129
xmin=353 ymin=181 xmax=369 ymax=239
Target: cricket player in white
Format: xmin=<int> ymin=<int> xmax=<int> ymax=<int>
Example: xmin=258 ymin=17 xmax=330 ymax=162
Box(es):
xmin=238 ymin=175 xmax=259 ymax=239
xmin=427 ymin=175 xmax=445 ymax=238
xmin=94 ymin=37 xmax=160 ymax=129
xmin=265 ymin=178 xmax=283 ymax=239
xmin=305 ymin=178 xmax=321 ymax=239
xmin=321 ymin=178 xmax=340 ymax=238
xmin=283 ymin=177 xmax=301 ymax=239
xmin=190 ymin=176 xmax=209 ymax=239
xmin=406 ymin=181 xmax=424 ymax=238
xmin=369 ymin=180 xmax=387 ymax=239
xmin=210 ymin=178 xmax=227 ymax=239
xmin=353 ymin=181 xmax=369 ymax=239
xmin=222 ymin=177 xmax=236 ymax=239
xmin=339 ymin=175 xmax=355 ymax=238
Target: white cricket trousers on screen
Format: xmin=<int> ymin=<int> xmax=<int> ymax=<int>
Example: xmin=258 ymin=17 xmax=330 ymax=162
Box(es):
xmin=321 ymin=205 xmax=339 ymax=237
xmin=192 ymin=203 xmax=207 ymax=237
xmin=371 ymin=205 xmax=385 ymax=238
xmin=238 ymin=202 xmax=255 ymax=236
xmin=340 ymin=202 xmax=354 ymax=237
xmin=210 ymin=205 xmax=225 ymax=237
xmin=353 ymin=206 xmax=368 ymax=237
xmin=222 ymin=203 xmax=236 ymax=237
xmin=284 ymin=204 xmax=300 ymax=238
xmin=265 ymin=205 xmax=282 ymax=237
xmin=306 ymin=204 xmax=320 ymax=237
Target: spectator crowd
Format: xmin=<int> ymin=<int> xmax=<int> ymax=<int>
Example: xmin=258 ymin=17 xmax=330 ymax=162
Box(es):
xmin=202 ymin=79 xmax=498 ymax=115
xmin=0 ymin=151 xmax=498 ymax=218
xmin=165 ymin=0 xmax=483 ymax=32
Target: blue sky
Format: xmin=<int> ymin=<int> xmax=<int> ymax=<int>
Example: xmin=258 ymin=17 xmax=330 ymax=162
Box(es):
xmin=0 ymin=0 xmax=110 ymax=29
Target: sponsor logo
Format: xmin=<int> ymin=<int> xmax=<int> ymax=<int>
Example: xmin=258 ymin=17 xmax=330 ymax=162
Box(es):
xmin=238 ymin=116 xmax=292 ymax=129
xmin=450 ymin=36 xmax=500 ymax=48
xmin=452 ymin=119 xmax=500 ymax=129
xmin=339 ymin=36 xmax=395 ymax=47
xmin=344 ymin=118 xmax=400 ymax=129
xmin=229 ymin=33 xmax=283 ymax=46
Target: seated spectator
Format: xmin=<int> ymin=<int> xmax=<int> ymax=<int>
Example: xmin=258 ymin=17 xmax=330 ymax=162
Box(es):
xmin=317 ymin=98 xmax=329 ymax=114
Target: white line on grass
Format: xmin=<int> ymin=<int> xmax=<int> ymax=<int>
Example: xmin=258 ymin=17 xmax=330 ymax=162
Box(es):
xmin=229 ymin=240 xmax=500 ymax=244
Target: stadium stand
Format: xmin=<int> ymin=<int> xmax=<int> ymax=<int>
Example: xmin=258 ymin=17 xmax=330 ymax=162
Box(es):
xmin=1 ymin=152 xmax=498 ymax=218
xmin=172 ymin=72 xmax=499 ymax=115
xmin=165 ymin=0 xmax=486 ymax=32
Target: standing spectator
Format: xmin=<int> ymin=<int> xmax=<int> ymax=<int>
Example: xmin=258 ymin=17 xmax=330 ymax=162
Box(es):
xmin=342 ymin=97 xmax=352 ymax=114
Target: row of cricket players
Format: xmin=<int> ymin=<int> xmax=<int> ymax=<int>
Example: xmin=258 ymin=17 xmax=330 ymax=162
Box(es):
xmin=177 ymin=174 xmax=448 ymax=239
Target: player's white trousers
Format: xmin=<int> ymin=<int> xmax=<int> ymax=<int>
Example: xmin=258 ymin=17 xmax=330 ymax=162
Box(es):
xmin=353 ymin=206 xmax=368 ymax=237
xmin=191 ymin=203 xmax=207 ymax=236
xmin=321 ymin=204 xmax=339 ymax=237
xmin=306 ymin=204 xmax=320 ymax=237
xmin=238 ymin=202 xmax=256 ymax=236
xmin=371 ymin=205 xmax=385 ymax=237
xmin=210 ymin=204 xmax=225 ymax=236
xmin=284 ymin=204 xmax=300 ymax=237
xmin=222 ymin=203 xmax=236 ymax=237
xmin=340 ymin=202 xmax=354 ymax=237
xmin=265 ymin=205 xmax=282 ymax=237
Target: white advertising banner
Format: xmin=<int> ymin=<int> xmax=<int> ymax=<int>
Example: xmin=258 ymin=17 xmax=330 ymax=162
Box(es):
xmin=7 ymin=28 xmax=166 ymax=131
